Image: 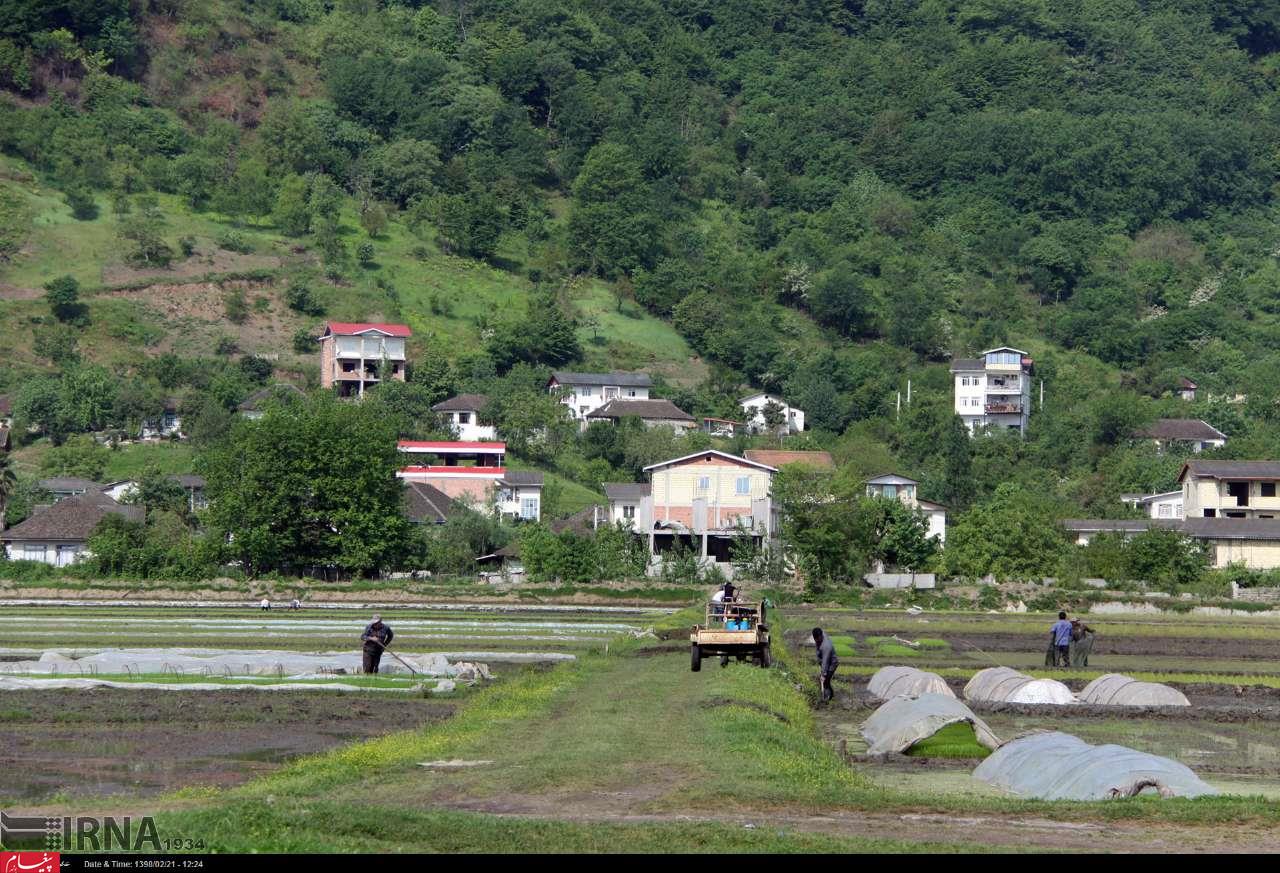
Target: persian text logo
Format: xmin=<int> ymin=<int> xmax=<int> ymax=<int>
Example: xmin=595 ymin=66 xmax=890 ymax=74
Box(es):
xmin=1 ymin=852 xmax=59 ymax=873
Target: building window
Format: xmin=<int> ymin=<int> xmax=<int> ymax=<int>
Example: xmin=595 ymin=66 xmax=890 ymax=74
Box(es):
xmin=623 ymin=505 xmax=635 ymax=520
xmin=520 ymin=497 xmax=538 ymax=520
xmin=1264 ymin=483 xmax=1276 ymax=498
xmin=735 ymin=476 xmax=750 ymax=495
xmin=581 ymin=387 xmax=593 ymax=397
xmin=882 ymin=484 xmax=897 ymax=499
xmin=627 ymin=389 xmax=637 ymax=397
xmin=458 ymin=412 xmax=470 ymax=424
xmin=1204 ymin=509 xmax=1216 ymax=518
xmin=961 ymin=377 xmax=969 ymax=386
xmin=1158 ymin=504 xmax=1171 ymax=518
xmin=697 ymin=476 xmax=710 ymax=491
xmin=23 ymin=545 xmax=45 ymax=561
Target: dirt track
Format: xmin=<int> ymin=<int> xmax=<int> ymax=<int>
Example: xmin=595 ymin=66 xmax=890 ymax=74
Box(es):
xmin=0 ymin=689 xmax=453 ymax=800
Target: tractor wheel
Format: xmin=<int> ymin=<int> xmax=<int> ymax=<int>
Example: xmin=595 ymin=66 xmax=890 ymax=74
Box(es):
xmin=690 ymin=644 xmax=702 ymax=672
xmin=759 ymin=645 xmax=772 ymax=668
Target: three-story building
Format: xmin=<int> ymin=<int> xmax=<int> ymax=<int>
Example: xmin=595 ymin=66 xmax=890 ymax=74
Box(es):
xmin=950 ymin=347 xmax=1034 ymax=435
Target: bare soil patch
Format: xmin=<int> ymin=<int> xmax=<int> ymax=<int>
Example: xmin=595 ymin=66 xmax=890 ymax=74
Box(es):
xmin=0 ymin=689 xmax=453 ymax=801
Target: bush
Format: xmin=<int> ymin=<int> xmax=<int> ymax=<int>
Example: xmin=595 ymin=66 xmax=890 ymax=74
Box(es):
xmin=215 ymin=229 xmax=253 ymax=254
xmin=215 ymin=336 xmax=239 ymax=356
xmin=223 ymin=288 xmax=248 ymax=323
xmin=292 ymin=326 xmax=317 ymax=355
xmin=285 ymin=283 xmax=324 ymax=316
xmin=179 ymin=236 xmax=197 ymax=257
xmin=64 ymin=186 xmax=98 ymax=220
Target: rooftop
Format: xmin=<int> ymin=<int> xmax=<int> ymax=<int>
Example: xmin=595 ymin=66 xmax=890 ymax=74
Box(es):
xmin=2 ymin=492 xmax=143 ymax=543
xmin=1133 ymin=419 xmax=1227 ymax=442
xmin=550 ymin=371 xmax=652 ymax=388
xmin=431 ymin=394 xmax=490 ymax=413
xmin=398 ymin=441 xmax=506 ymax=452
xmin=237 ymin=383 xmax=306 ymax=412
xmin=866 ymin=473 xmax=920 ymax=486
xmin=37 ymin=477 xmax=101 ymax=493
xmin=1178 ymin=460 xmax=1280 ymax=482
xmin=643 ymin=449 xmax=778 ymax=474
xmin=586 ymin=399 xmax=694 ymax=422
xmin=499 ymin=471 xmax=544 ymax=487
xmin=744 ymin=450 xmax=834 ymax=469
xmin=322 ymin=322 xmax=412 ymax=338
xmin=603 ymin=482 xmax=651 ymax=501
xmin=403 ymin=481 xmax=458 ymax=525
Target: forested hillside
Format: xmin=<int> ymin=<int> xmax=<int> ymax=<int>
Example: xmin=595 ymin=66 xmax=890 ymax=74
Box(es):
xmin=4 ymin=0 xmax=1280 ymax=556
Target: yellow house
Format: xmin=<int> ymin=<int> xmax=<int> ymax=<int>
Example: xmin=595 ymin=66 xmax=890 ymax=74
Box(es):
xmin=636 ymin=450 xmax=779 ymax=568
xmin=1179 ymin=460 xmax=1280 ymax=520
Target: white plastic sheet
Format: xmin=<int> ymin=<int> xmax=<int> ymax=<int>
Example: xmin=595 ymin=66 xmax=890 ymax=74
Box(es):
xmin=964 ymin=667 xmax=1076 ymax=705
xmin=1078 ymin=674 xmax=1190 ymax=707
xmin=0 ymin=677 xmax=416 ymax=693
xmin=867 ymin=666 xmax=954 ymax=700
xmin=973 ymin=731 xmax=1218 ymax=799
xmin=860 ymin=693 xmax=1001 ymax=755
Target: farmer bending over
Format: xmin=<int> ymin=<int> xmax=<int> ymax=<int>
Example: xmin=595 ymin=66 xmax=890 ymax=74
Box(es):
xmin=1049 ymin=611 xmax=1073 ymax=668
xmin=813 ymin=627 xmax=839 ymax=703
xmin=361 ymin=613 xmax=394 ymax=675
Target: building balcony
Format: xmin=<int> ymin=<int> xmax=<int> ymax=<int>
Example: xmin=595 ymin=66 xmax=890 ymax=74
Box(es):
xmin=985 ymin=402 xmax=1022 ymax=415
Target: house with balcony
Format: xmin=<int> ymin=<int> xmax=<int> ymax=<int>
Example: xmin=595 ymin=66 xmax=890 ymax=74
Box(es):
xmin=740 ymin=393 xmax=805 ymax=435
xmin=318 ymin=322 xmax=410 ymax=398
xmin=548 ymin=371 xmax=652 ymax=423
xmin=1133 ymin=419 xmax=1227 ymax=454
xmin=950 ymin=347 xmax=1033 ymax=435
xmin=606 ymin=450 xmax=778 ymax=575
xmin=864 ymin=474 xmax=947 ymax=544
xmin=1179 ymin=460 xmax=1280 ymax=520
xmin=431 ymin=394 xmax=496 ymax=441
xmin=395 ymin=441 xmax=541 ymax=521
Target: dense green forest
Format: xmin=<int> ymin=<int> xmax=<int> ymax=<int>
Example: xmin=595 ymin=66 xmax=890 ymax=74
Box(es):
xmin=4 ymin=0 xmax=1280 ymax=583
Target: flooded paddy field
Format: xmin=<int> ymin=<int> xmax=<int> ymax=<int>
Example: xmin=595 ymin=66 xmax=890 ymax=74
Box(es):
xmin=787 ymin=606 xmax=1280 ymax=800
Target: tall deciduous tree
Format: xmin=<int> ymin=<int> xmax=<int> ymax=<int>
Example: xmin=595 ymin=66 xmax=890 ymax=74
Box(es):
xmin=201 ymin=394 xmax=412 ymax=576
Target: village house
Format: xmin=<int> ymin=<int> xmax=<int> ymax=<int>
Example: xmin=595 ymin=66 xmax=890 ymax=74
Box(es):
xmin=101 ymin=475 xmax=207 ymax=513
xmin=431 ymin=394 xmax=496 ymax=441
xmin=950 ymin=347 xmax=1034 ymax=436
xmin=139 ymin=398 xmax=183 ymax=441
xmin=864 ymin=473 xmax=947 ymax=544
xmin=403 ymin=480 xmax=459 ymax=525
xmin=1178 ymin=378 xmax=1198 ymax=402
xmin=1120 ymin=491 xmax=1184 ymax=520
xmin=0 ymin=395 xmax=11 ymax=429
xmin=1133 ymin=419 xmax=1226 ymax=454
xmin=2 ymin=491 xmax=143 ymax=566
xmin=1180 ymin=460 xmax=1280 ymax=520
xmin=1062 ymin=517 xmax=1280 ymax=570
xmin=585 ymin=399 xmax=696 ymax=434
xmin=237 ymin=383 xmax=306 ymax=420
xmin=740 ymin=393 xmax=805 ymax=435
xmin=547 ymin=371 xmax=652 ymax=423
xmin=396 ymin=441 xmax=542 ymax=521
xmin=606 ymin=450 xmax=779 ymax=575
xmin=37 ymin=478 xmax=100 ymax=501
xmin=318 ymin=322 xmax=410 ymax=398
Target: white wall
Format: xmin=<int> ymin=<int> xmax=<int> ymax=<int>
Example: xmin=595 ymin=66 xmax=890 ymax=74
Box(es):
xmin=557 ymin=383 xmax=650 ymax=421
xmin=741 ymin=395 xmax=804 ymax=433
xmin=5 ymin=542 xmax=85 ymax=566
xmin=445 ymin=411 xmax=497 ymax=442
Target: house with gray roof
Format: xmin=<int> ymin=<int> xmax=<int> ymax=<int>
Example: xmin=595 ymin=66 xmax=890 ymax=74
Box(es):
xmin=237 ymin=384 xmax=306 ymax=420
xmin=548 ymin=371 xmax=652 ymax=423
xmin=403 ymin=481 xmax=459 ymax=525
xmin=951 ymin=347 xmax=1034 ymax=436
xmin=37 ymin=478 xmax=101 ymax=501
xmin=2 ymin=491 xmax=143 ymax=566
xmin=1179 ymin=460 xmax=1280 ymax=521
xmin=495 ymin=470 xmax=544 ymax=521
xmin=604 ymin=482 xmax=650 ymax=527
xmin=430 ymin=394 xmax=495 ymax=441
xmin=1133 ymin=419 xmax=1226 ymax=453
xmin=585 ymin=399 xmax=695 ymax=434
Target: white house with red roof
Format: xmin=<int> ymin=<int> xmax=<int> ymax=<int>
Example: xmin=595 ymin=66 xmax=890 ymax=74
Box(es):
xmin=318 ymin=322 xmax=411 ymax=397
xmin=395 ymin=441 xmax=542 ymax=521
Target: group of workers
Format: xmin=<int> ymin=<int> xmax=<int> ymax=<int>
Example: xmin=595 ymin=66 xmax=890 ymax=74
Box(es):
xmin=1048 ymin=611 xmax=1095 ymax=668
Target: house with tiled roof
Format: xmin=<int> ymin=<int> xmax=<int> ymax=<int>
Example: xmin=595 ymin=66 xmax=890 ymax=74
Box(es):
xmin=865 ymin=474 xmax=947 ymax=544
xmin=318 ymin=322 xmax=411 ymax=398
xmin=585 ymin=399 xmax=695 ymax=434
xmin=743 ymin=449 xmax=834 ymax=470
xmin=2 ymin=491 xmax=143 ymax=566
xmin=548 ymin=371 xmax=652 ymax=422
xmin=1133 ymin=419 xmax=1226 ymax=454
xmin=396 ymin=441 xmax=542 ymax=521
xmin=431 ymin=394 xmax=495 ymax=441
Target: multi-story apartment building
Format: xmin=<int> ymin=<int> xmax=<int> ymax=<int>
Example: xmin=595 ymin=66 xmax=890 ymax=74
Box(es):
xmin=548 ymin=371 xmax=652 ymax=423
xmin=318 ymin=322 xmax=411 ymax=397
xmin=950 ymin=347 xmax=1034 ymax=435
xmin=395 ymin=441 xmax=541 ymax=521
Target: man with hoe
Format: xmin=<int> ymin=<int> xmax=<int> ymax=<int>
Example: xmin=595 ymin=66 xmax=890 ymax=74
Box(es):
xmin=361 ymin=613 xmax=394 ymax=674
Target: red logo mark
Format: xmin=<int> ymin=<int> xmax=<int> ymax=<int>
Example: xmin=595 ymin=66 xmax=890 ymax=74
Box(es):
xmin=2 ymin=853 xmax=60 ymax=873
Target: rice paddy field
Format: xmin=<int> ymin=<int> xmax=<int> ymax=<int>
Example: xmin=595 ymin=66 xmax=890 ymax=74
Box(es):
xmin=6 ymin=598 xmax=1280 ymax=852
xmin=787 ymin=606 xmax=1280 ymax=804
xmin=0 ymin=602 xmax=668 ymax=805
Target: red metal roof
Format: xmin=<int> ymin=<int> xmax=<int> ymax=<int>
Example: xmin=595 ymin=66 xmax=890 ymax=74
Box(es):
xmin=324 ymin=322 xmax=412 ymax=337
xmin=399 ymin=466 xmax=506 ymax=475
xmin=398 ymin=441 xmax=506 ymax=451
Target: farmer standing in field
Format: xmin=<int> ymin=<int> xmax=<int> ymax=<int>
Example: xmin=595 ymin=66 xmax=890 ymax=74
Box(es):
xmin=361 ymin=613 xmax=394 ymax=674
xmin=813 ymin=627 xmax=839 ymax=703
xmin=1049 ymin=611 xmax=1073 ymax=668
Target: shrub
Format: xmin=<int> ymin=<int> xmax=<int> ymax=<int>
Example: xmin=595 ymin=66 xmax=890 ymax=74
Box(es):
xmin=215 ymin=229 xmax=253 ymax=254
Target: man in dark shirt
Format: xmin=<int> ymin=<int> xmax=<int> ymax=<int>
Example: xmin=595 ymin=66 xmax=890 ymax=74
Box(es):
xmin=813 ymin=627 xmax=839 ymax=703
xmin=361 ymin=613 xmax=394 ymax=674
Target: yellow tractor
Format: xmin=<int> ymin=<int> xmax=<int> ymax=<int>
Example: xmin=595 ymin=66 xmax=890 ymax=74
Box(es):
xmin=690 ymin=600 xmax=771 ymax=671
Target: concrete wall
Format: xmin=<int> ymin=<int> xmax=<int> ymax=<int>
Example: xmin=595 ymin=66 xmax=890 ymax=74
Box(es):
xmin=864 ymin=572 xmax=937 ymax=589
xmin=650 ymin=457 xmax=771 ymax=530
xmin=1210 ymin=539 xmax=1280 ymax=569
